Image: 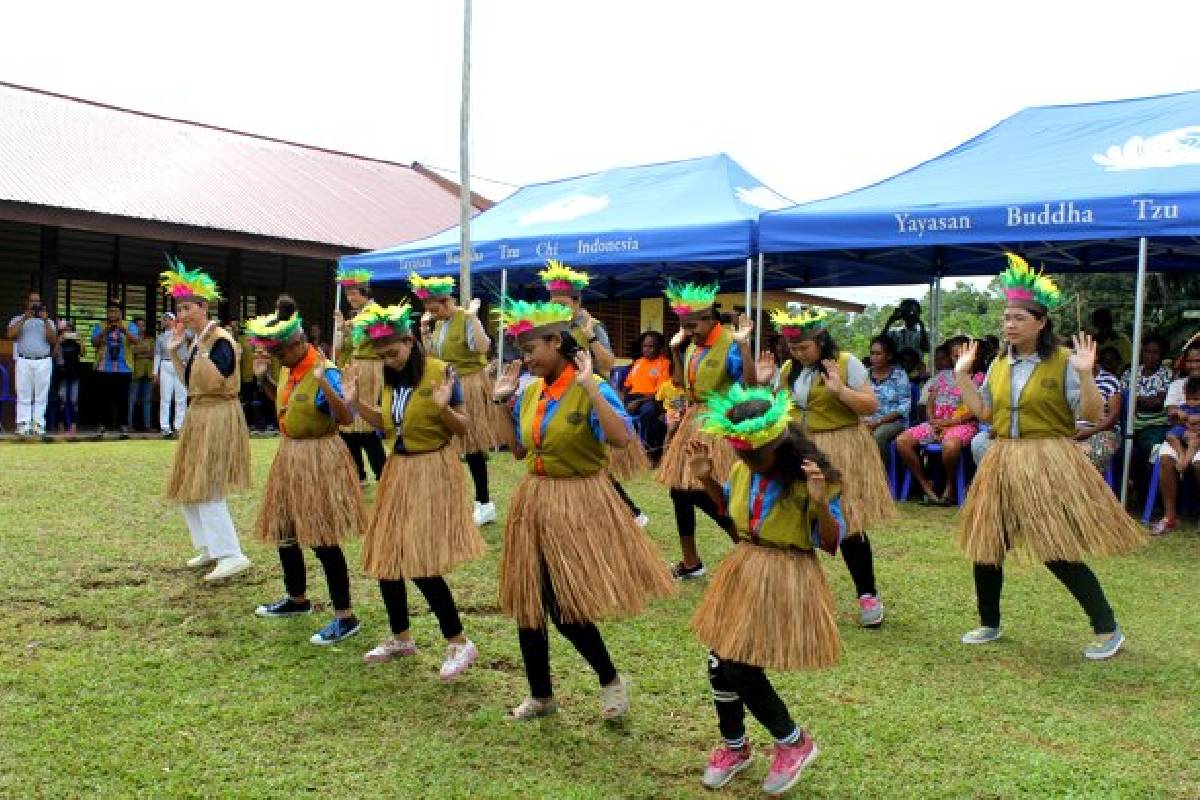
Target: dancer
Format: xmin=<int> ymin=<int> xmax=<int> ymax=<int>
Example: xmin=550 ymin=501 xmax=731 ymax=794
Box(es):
xmin=758 ymin=308 xmax=895 ymax=627
xmin=333 ymin=268 xmax=388 ymax=483
xmin=161 ymin=258 xmax=251 ymax=582
xmin=246 ymin=305 xmax=366 ymax=645
xmin=687 ymin=386 xmax=843 ymax=795
xmin=540 ymin=260 xmax=650 ymax=526
xmin=412 ymin=272 xmax=502 ymax=527
xmin=491 ymin=298 xmax=674 ymax=721
xmin=345 ymin=303 xmax=483 ymax=679
xmin=655 ymin=281 xmax=754 ymax=579
xmin=955 ymin=254 xmax=1145 ymax=658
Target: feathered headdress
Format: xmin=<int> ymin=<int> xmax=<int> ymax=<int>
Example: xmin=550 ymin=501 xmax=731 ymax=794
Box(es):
xmin=336 ymin=267 xmax=372 ymax=289
xmin=245 ymin=311 xmax=304 ymax=351
xmin=699 ymin=386 xmax=793 ymax=452
xmin=538 ymin=260 xmax=590 ymax=297
xmin=160 ymin=256 xmax=221 ymax=304
xmin=998 ymin=253 xmax=1061 ymax=313
xmin=664 ymin=280 xmax=719 ymax=318
xmin=495 ymin=297 xmax=574 ymax=344
xmin=350 ymin=303 xmax=413 ymax=347
xmin=770 ymin=307 xmax=830 ymax=340
xmin=409 ymin=273 xmax=456 ymax=300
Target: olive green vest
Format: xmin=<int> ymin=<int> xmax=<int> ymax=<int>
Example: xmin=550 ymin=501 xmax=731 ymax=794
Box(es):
xmin=380 ymin=357 xmax=456 ymax=453
xmin=684 ymin=326 xmax=735 ymax=403
xmin=518 ymin=375 xmax=609 ymax=478
xmin=989 ymin=346 xmax=1075 ymax=439
xmin=781 ymin=352 xmax=859 ymax=432
xmin=434 ymin=309 xmax=486 ymax=376
xmin=277 ymin=354 xmax=339 ymax=439
xmin=727 ymin=462 xmax=841 ymax=550
xmin=570 ymin=325 xmax=612 ymax=380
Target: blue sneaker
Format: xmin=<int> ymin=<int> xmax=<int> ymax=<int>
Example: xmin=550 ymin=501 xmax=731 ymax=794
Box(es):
xmin=310 ymin=616 xmax=361 ymax=646
xmin=1084 ymin=625 xmax=1125 ymax=661
xmin=255 ymin=597 xmax=312 ymax=618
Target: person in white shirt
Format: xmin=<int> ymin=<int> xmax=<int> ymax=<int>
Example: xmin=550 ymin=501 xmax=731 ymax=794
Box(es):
xmin=154 ymin=312 xmax=190 ymax=438
xmin=6 ymin=289 xmax=58 ymax=437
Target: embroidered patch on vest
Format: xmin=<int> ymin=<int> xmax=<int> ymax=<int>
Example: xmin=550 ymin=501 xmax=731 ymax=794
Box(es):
xmin=419 ymin=388 xmax=432 ymax=397
xmin=566 ymin=411 xmax=586 ymax=425
xmin=294 ymin=393 xmax=309 ymax=402
xmin=1039 ymin=378 xmax=1060 ymax=390
xmin=701 ymin=360 xmax=717 ymax=370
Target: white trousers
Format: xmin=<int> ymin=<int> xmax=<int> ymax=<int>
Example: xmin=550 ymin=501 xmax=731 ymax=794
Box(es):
xmin=15 ymin=357 xmax=53 ymax=429
xmin=180 ymin=499 xmax=244 ymax=559
xmin=159 ymin=362 xmax=188 ymax=433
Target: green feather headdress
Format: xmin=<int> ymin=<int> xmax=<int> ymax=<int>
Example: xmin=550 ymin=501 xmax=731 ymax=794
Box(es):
xmin=246 ymin=311 xmax=304 ymax=351
xmin=350 ymin=302 xmax=414 ymax=347
xmin=539 ymin=260 xmax=590 ymax=296
xmin=495 ymin=297 xmax=574 ymax=343
xmin=699 ymin=386 xmax=793 ymax=452
xmin=664 ymin=280 xmax=719 ymax=317
xmin=409 ymin=273 xmax=456 ymax=300
xmin=160 ymin=256 xmax=221 ymax=304
xmin=336 ymin=267 xmax=372 ymax=289
xmin=998 ymin=253 xmax=1061 ymax=312
xmin=770 ymin=307 xmax=830 ymax=340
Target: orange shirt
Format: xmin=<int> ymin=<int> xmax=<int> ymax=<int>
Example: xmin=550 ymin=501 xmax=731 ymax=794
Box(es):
xmin=624 ymin=356 xmax=671 ymax=396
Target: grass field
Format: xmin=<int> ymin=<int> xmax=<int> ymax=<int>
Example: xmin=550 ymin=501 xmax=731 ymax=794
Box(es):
xmin=0 ymin=439 xmax=1197 ymax=798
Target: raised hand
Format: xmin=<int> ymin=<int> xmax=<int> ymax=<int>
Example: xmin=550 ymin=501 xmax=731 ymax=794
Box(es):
xmin=466 ymin=298 xmax=482 ymax=317
xmin=801 ymin=459 xmax=827 ymax=505
xmin=755 ymin=351 xmax=778 ymax=386
xmin=312 ymin=361 xmax=326 ymax=383
xmin=731 ymin=313 xmax=753 ymax=344
xmin=686 ymin=439 xmax=714 ymax=482
xmin=670 ymin=328 xmax=688 ymax=349
xmin=253 ymin=351 xmax=271 ymax=377
xmin=420 ymin=311 xmax=434 ymax=331
xmin=493 ymin=359 xmax=522 ymax=400
xmin=820 ymin=359 xmax=844 ymax=391
xmin=1069 ymin=332 xmax=1096 ymax=374
xmin=954 ymin=340 xmax=979 ymax=375
xmin=342 ymin=374 xmax=358 ymax=405
xmin=573 ymin=350 xmax=594 ymax=383
xmin=579 ymin=311 xmax=596 ymax=337
xmin=431 ymin=365 xmax=455 ymax=408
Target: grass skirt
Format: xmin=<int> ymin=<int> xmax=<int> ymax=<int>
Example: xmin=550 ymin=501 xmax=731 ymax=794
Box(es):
xmin=363 ymin=446 xmax=485 ymax=579
xmin=500 ymin=471 xmax=674 ymax=627
xmin=453 ymin=368 xmax=503 ymax=454
xmin=608 ymin=436 xmax=651 ymax=481
xmin=692 ymin=543 xmax=840 ymax=671
xmin=656 ymin=404 xmax=737 ymax=490
xmin=255 ymin=435 xmax=366 ymax=547
xmin=165 ymin=398 xmax=251 ymax=503
xmin=342 ymin=358 xmax=384 ymax=434
xmin=958 ymin=437 xmax=1147 ymax=565
xmin=809 ymin=424 xmax=896 ymax=533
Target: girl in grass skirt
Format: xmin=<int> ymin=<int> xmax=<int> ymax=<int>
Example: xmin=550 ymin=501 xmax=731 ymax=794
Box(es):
xmin=246 ymin=302 xmax=366 ymax=646
xmin=332 ymin=269 xmax=388 ymax=483
xmin=688 ymin=385 xmax=844 ymax=796
xmin=756 ymin=307 xmax=895 ymax=627
xmin=492 ymin=298 xmax=674 ymax=722
xmin=954 ymin=255 xmax=1145 ymax=659
xmin=346 ymin=303 xmax=484 ymax=681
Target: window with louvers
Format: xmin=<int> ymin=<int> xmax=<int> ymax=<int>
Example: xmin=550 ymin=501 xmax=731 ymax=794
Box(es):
xmin=588 ymin=299 xmax=644 ymax=363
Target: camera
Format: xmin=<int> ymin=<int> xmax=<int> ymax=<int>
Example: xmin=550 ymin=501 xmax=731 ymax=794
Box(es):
xmin=30 ymin=303 xmax=42 ymax=314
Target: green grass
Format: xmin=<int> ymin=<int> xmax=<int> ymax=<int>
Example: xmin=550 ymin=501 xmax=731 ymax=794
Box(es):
xmin=0 ymin=439 xmax=1197 ymax=798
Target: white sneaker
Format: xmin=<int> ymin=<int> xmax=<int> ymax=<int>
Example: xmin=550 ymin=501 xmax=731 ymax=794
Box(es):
xmin=204 ymin=554 xmax=251 ymax=581
xmin=32 ymin=424 xmax=45 ymax=438
xmin=186 ymin=549 xmax=215 ymax=568
xmin=634 ymin=512 xmax=650 ymax=528
xmin=600 ymin=674 xmax=630 ymax=720
xmin=438 ymin=639 xmax=478 ymax=681
xmin=473 ymin=501 xmax=497 ymax=526
xmin=15 ymin=424 xmax=31 ymax=438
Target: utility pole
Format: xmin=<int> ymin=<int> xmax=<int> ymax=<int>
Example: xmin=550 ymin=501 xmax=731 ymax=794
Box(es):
xmin=458 ymin=0 xmax=473 ymax=305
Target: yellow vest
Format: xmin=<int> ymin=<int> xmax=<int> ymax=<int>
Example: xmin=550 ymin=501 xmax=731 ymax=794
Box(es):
xmin=782 ymin=352 xmax=859 ymax=432
xmin=433 ymin=309 xmax=486 ymax=376
xmin=684 ymin=326 xmax=736 ymax=403
xmin=238 ymin=335 xmax=256 ymax=382
xmin=518 ymin=375 xmax=609 ymax=478
xmin=380 ymin=357 xmax=455 ymax=453
xmin=570 ymin=325 xmax=612 ymax=380
xmin=277 ymin=356 xmax=339 ymax=439
xmin=989 ymin=346 xmax=1075 ymax=439
xmin=727 ymin=462 xmax=841 ymax=550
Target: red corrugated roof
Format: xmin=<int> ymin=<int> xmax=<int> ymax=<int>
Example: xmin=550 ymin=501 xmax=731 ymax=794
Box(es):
xmin=0 ymin=81 xmax=482 ymax=251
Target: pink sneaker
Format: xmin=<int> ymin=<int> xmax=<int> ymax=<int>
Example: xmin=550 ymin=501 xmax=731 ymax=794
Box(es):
xmin=363 ymin=638 xmax=418 ymax=664
xmin=858 ymin=595 xmax=884 ymax=627
xmin=761 ymin=731 xmax=819 ymax=796
xmin=701 ymin=742 xmax=752 ymax=789
xmin=438 ymin=640 xmax=478 ymax=681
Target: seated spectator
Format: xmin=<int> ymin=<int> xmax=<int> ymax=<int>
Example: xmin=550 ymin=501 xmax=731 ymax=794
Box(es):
xmin=896 ymin=336 xmax=983 ymax=505
xmin=1163 ymin=377 xmax=1200 ymax=475
xmin=897 ymin=346 xmax=929 ymax=386
xmin=1120 ymin=333 xmax=1173 ymax=482
xmin=1090 ymin=308 xmax=1133 ymax=373
xmin=918 ymin=344 xmax=952 ymax=409
xmin=863 ymin=335 xmax=911 ymax=461
xmin=1074 ymin=346 xmax=1123 ymax=471
xmin=621 ymin=331 xmax=670 ymax=462
xmin=881 ymin=298 xmax=931 ymax=358
xmin=1151 ymin=340 xmax=1200 ymax=534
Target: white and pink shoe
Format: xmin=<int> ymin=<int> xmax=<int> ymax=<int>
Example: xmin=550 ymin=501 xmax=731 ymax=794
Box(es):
xmin=438 ymin=639 xmax=478 ymax=681
xmin=363 ymin=638 xmax=419 ymax=664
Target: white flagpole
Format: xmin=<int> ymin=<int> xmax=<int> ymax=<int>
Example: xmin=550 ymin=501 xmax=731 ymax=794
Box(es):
xmin=1120 ymin=237 xmax=1148 ymax=507
xmin=458 ymin=0 xmax=473 ymax=306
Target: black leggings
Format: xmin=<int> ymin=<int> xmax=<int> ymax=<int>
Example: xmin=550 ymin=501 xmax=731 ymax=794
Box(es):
xmin=378 ymin=577 xmax=464 ymax=639
xmin=340 ymin=431 xmax=387 ymax=481
xmin=841 ymin=533 xmax=878 ymax=598
xmin=670 ymin=488 xmax=723 ymax=540
xmin=464 ymin=451 xmax=491 ymax=504
xmin=708 ymin=652 xmax=799 ymax=747
xmin=98 ymin=372 xmax=131 ymax=429
xmin=973 ymin=561 xmax=1116 ymax=634
xmin=278 ymin=544 xmax=352 ymax=612
xmin=610 ymin=476 xmax=642 ymax=517
xmin=517 ymin=567 xmax=617 ymax=699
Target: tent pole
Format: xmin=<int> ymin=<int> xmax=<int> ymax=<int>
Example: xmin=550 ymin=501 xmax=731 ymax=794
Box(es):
xmin=755 ymin=253 xmax=764 ymax=360
xmin=1120 ymin=237 xmax=1148 ymax=507
xmin=744 ymin=257 xmax=752 ymax=334
xmin=330 ymin=281 xmax=343 ymax=363
xmin=457 ymin=0 xmax=473 ymax=305
xmin=496 ymin=268 xmax=508 ymax=368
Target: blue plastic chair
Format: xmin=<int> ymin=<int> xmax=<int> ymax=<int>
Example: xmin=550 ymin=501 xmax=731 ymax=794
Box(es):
xmin=0 ymin=363 xmax=15 ymax=432
xmin=899 ymin=441 xmax=969 ymax=507
xmin=1142 ymin=451 xmax=1197 ymax=523
xmin=886 ymin=440 xmax=900 ymax=499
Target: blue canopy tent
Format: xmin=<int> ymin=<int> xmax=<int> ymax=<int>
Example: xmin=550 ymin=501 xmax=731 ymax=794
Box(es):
xmin=759 ymin=89 xmax=1200 ymax=504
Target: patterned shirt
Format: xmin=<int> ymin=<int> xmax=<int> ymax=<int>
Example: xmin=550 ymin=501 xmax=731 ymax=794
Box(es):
xmin=865 ymin=366 xmax=911 ymax=423
xmin=1084 ymin=369 xmax=1122 ymax=433
xmin=1120 ymin=364 xmax=1173 ymax=430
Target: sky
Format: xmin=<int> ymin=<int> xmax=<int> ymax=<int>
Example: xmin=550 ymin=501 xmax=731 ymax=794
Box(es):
xmin=3 ymin=0 xmax=1198 ymax=305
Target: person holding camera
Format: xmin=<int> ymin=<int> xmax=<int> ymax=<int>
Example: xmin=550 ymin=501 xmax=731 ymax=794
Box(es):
xmin=91 ymin=301 xmax=141 ymax=437
xmin=880 ymin=298 xmax=931 ymax=361
xmin=154 ymin=311 xmax=189 ymax=438
xmin=7 ymin=289 xmax=59 ymax=437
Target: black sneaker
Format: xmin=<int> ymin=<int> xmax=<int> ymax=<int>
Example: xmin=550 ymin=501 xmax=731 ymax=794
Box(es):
xmin=672 ymin=561 xmax=707 ymax=580
xmin=254 ymin=597 xmax=313 ymax=618
xmin=310 ymin=616 xmax=361 ymax=646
